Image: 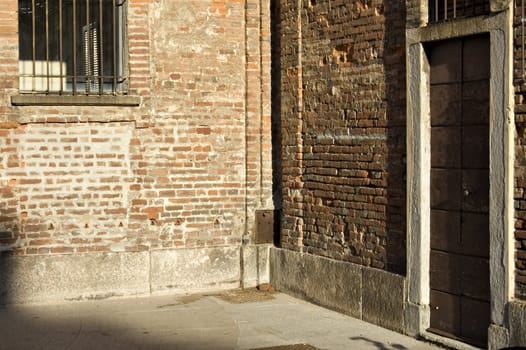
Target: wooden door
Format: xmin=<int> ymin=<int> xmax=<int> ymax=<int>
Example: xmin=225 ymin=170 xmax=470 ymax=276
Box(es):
xmin=427 ymin=35 xmax=491 ymax=348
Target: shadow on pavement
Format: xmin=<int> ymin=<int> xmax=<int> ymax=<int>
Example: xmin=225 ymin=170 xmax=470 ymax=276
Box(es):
xmin=0 ymin=296 xmax=239 ymax=350
xmin=350 ymin=336 xmax=409 ymax=350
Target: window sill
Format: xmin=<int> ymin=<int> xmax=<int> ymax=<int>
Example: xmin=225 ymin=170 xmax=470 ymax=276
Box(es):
xmin=11 ymin=95 xmax=141 ymax=107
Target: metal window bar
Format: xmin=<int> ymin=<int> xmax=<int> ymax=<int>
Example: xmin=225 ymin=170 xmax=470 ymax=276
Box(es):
xmin=59 ymin=0 xmax=63 ymax=92
xmin=31 ymin=0 xmax=36 ymax=92
xmin=98 ymin=0 xmax=104 ymax=93
xmin=45 ymin=0 xmax=50 ymax=93
xmin=73 ymin=0 xmax=77 ymax=93
xmin=18 ymin=0 xmax=127 ymax=95
xmin=113 ymin=0 xmax=117 ymax=94
xmin=428 ymin=0 xmax=490 ymax=23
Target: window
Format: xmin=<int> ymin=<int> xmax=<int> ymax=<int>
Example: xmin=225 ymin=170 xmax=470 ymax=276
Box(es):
xmin=428 ymin=0 xmax=490 ymax=23
xmin=18 ymin=0 xmax=127 ymax=95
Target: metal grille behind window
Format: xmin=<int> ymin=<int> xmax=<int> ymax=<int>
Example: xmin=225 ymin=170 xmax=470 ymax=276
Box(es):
xmin=18 ymin=0 xmax=127 ymax=95
xmin=428 ymin=0 xmax=490 ymax=23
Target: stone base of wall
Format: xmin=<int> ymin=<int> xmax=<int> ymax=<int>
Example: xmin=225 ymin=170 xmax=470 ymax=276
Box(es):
xmin=487 ymin=301 xmax=526 ymax=349
xmin=0 ymin=244 xmax=271 ymax=304
xmin=508 ymin=300 xmax=526 ymax=347
xmin=269 ymin=248 xmax=526 ymax=349
xmin=269 ymin=247 xmax=405 ymax=333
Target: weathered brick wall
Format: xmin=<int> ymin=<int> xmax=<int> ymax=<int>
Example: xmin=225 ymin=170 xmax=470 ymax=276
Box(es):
xmin=0 ymin=0 xmax=23 ymax=252
xmin=0 ymin=0 xmax=272 ymax=255
xmin=279 ymin=0 xmax=406 ymax=273
xmin=514 ymin=0 xmax=526 ymax=300
xmin=279 ymin=0 xmax=304 ymax=251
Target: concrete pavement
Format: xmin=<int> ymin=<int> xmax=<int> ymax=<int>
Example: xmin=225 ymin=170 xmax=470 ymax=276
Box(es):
xmin=0 ymin=289 xmax=442 ymax=350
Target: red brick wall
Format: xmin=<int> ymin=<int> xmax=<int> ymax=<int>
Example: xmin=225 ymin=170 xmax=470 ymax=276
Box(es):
xmin=278 ymin=0 xmax=407 ymax=274
xmin=0 ymin=0 xmax=272 ymax=255
xmin=0 ymin=0 xmax=21 ymax=252
xmin=279 ymin=0 xmax=304 ymax=251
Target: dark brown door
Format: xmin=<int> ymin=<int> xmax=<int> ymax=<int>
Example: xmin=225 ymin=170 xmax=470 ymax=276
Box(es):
xmin=427 ymin=35 xmax=491 ymax=348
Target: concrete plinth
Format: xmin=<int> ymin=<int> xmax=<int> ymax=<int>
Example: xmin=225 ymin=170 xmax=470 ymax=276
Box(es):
xmin=0 ymin=244 xmax=271 ymax=304
xmin=270 ymin=247 xmax=405 ymax=332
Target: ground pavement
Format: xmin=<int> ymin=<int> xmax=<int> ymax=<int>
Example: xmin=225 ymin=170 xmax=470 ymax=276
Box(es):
xmin=0 ymin=289 xmax=443 ymax=350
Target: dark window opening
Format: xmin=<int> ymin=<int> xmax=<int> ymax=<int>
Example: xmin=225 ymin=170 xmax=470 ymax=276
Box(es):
xmin=428 ymin=0 xmax=490 ymax=23
xmin=18 ymin=0 xmax=127 ymax=95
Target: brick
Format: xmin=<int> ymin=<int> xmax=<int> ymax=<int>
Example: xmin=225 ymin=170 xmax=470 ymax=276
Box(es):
xmin=0 ymin=0 xmax=271 ymax=258
xmin=279 ymin=0 xmax=405 ymax=272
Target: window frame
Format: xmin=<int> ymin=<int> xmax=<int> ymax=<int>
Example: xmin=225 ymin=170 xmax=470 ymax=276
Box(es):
xmin=13 ymin=0 xmax=138 ymax=106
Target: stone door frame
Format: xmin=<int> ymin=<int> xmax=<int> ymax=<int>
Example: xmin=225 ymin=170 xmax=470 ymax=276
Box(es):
xmin=405 ymin=10 xmax=515 ymax=347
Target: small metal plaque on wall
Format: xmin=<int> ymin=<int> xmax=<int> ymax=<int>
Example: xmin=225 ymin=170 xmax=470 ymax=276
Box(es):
xmin=255 ymin=210 xmax=275 ymax=244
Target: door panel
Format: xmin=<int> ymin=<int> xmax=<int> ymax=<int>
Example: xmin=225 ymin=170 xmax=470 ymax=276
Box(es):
xmin=430 ymin=210 xmax=489 ymax=257
xmin=428 ymin=40 xmax=462 ymax=84
xmin=461 ymin=212 xmax=490 ymax=257
xmin=430 ymin=169 xmax=462 ymax=210
xmin=430 ymin=83 xmax=462 ymax=126
xmin=430 ymin=209 xmax=461 ymax=253
xmin=430 ymin=250 xmax=461 ymax=294
xmin=462 ymin=35 xmax=490 ymax=81
xmin=427 ymin=35 xmax=490 ymax=348
xmin=430 ymin=290 xmax=461 ymax=337
xmin=431 ymin=127 xmax=462 ymax=168
xmin=462 ymin=169 xmax=489 ymax=212
xmin=459 ymin=255 xmax=490 ymax=300
xmin=462 ymin=126 xmax=489 ymax=168
xmin=463 ymin=80 xmax=490 ymax=125
xmin=460 ymin=298 xmax=491 ymax=347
